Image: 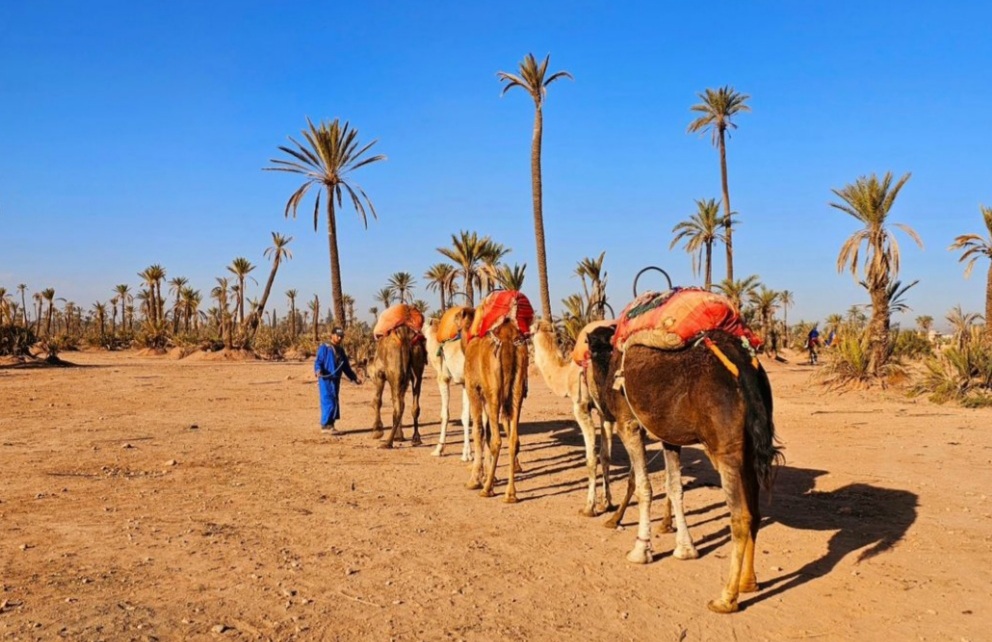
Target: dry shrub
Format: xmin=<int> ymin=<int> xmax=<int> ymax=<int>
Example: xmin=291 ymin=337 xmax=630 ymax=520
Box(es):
xmin=911 ymin=341 xmax=992 ymax=406
xmin=817 ymin=331 xmax=905 ymax=389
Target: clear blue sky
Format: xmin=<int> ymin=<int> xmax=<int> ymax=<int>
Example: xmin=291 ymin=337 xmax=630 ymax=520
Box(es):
xmin=3 ymin=1 xmax=990 ymax=331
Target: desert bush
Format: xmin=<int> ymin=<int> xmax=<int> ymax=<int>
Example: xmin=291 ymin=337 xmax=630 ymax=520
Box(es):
xmin=892 ymin=329 xmax=934 ymax=360
xmin=912 ymin=341 xmax=992 ymax=405
xmin=134 ymin=321 xmax=169 ymax=350
xmin=0 ymin=324 xmax=36 ymax=356
xmin=818 ymin=331 xmax=905 ymax=388
xmin=252 ymin=325 xmax=291 ymax=360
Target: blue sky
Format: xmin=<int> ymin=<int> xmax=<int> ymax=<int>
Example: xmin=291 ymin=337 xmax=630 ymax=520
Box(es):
xmin=2 ymin=1 xmax=990 ymax=331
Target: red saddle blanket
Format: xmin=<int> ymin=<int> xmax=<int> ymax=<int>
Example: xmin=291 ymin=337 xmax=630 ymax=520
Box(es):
xmin=613 ymin=287 xmax=761 ymax=351
xmin=467 ymin=290 xmax=534 ymax=340
xmin=374 ymin=304 xmax=425 ymax=339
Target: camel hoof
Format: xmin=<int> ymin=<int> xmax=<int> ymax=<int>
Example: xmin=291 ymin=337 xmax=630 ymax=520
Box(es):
xmin=579 ymin=506 xmax=597 ymax=518
xmin=603 ymin=517 xmax=620 ymax=529
xmin=503 ymin=494 xmax=518 ymax=504
xmin=595 ymin=502 xmax=616 ymax=514
xmin=460 ymin=454 xmax=472 ymax=463
xmin=465 ymin=481 xmax=482 ymax=490
xmin=673 ymin=545 xmax=700 ymax=560
xmin=412 ymin=436 xmax=422 ymax=447
xmin=431 ymin=447 xmax=443 ymax=457
xmin=371 ymin=430 xmax=384 ymax=440
xmin=658 ymin=519 xmax=675 ymax=534
xmin=377 ymin=442 xmax=393 ymax=450
xmin=479 ymin=488 xmax=495 ymax=498
xmin=706 ymin=599 xmax=739 ymax=614
xmin=626 ymin=548 xmax=652 ymax=564
xmin=739 ymin=579 xmax=759 ymax=593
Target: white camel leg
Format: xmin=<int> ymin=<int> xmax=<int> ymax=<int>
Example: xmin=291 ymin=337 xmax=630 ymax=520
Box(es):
xmin=663 ymin=446 xmax=699 ymax=560
xmin=574 ymin=401 xmax=600 ymax=517
xmin=619 ymin=422 xmax=653 ymax=564
xmin=432 ymin=377 xmax=451 ymax=457
xmin=460 ymin=388 xmax=472 ymax=462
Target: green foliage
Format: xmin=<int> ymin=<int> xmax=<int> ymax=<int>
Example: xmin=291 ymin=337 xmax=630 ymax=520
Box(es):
xmin=0 ymin=324 xmax=36 ymax=356
xmin=251 ymin=325 xmax=291 ymax=360
xmin=913 ymin=341 xmax=992 ymax=405
xmin=892 ymin=329 xmax=934 ymax=360
xmin=134 ymin=321 xmax=169 ymax=350
xmin=819 ymin=330 xmax=905 ymax=387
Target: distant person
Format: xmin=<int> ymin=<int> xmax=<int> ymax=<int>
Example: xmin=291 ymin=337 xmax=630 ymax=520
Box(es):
xmin=806 ymin=325 xmax=821 ymax=365
xmin=314 ymin=327 xmax=361 ymax=433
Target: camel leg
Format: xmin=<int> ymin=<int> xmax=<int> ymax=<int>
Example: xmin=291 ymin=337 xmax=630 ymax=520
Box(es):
xmin=371 ymin=374 xmax=386 ymax=440
xmin=410 ymin=371 xmax=423 ymax=447
xmin=574 ymin=402 xmax=600 ymax=517
xmin=596 ymin=419 xmax=616 ymax=514
xmin=378 ymin=377 xmax=406 ymax=449
xmin=504 ymin=402 xmax=523 ymax=504
xmin=480 ymin=398 xmax=502 ymax=498
xmin=738 ymin=462 xmax=762 ymax=594
xmin=603 ymin=469 xmax=634 ymax=529
xmin=706 ymin=461 xmax=751 ymax=614
xmin=431 ymin=378 xmax=450 ymax=456
xmin=617 ymin=421 xmax=653 ymax=564
xmin=663 ymin=444 xmax=698 ymax=559
xmin=465 ymin=389 xmax=485 ymax=490
xmin=459 ymin=388 xmax=472 ymax=462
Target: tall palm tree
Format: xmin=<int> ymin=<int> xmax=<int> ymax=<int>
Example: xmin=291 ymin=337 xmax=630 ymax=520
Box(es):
xmin=687 ymin=86 xmax=751 ymax=282
xmin=266 ymin=117 xmax=385 ymax=328
xmin=832 ymin=171 xmax=923 ymax=376
xmin=286 ymin=289 xmax=299 ymax=339
xmin=495 ymin=263 xmax=528 ymax=291
xmin=309 ymin=294 xmax=320 ymax=342
xmin=17 ymin=284 xmax=28 ymax=326
xmin=113 ymin=284 xmax=132 ymax=333
xmin=91 ymin=301 xmax=107 ymax=340
xmin=0 ymin=288 xmax=9 ymax=325
xmin=779 ymin=290 xmax=794 ymax=347
xmin=40 ymin=288 xmax=56 ymax=337
xmin=227 ymin=258 xmax=256 ymax=326
xmin=478 ymin=240 xmax=511 ymax=295
xmin=715 ymin=275 xmax=760 ymax=312
xmin=946 ymin=304 xmax=983 ymax=349
xmin=211 ymin=277 xmax=233 ymax=348
xmin=168 ymin=276 xmax=188 ymax=333
xmin=342 ymin=294 xmax=356 ymax=327
xmin=138 ymin=264 xmax=166 ymax=326
xmin=374 ymin=287 xmax=394 ymax=310
xmin=387 ymin=272 xmax=416 ymax=304
xmin=949 ymin=205 xmax=992 ymax=340
xmin=670 ymin=198 xmax=728 ymax=289
xmin=498 ymin=52 xmax=573 ymax=321
xmin=437 ymin=230 xmax=487 ymax=306
xmin=574 ymin=253 xmax=608 ymax=320
xmin=247 ymin=233 xmax=293 ymax=337
xmin=424 ymin=263 xmax=456 ymax=312
xmin=748 ymin=286 xmax=780 ymax=347
xmin=181 ymin=287 xmax=201 ymax=333
xmin=862 ymin=279 xmax=919 ymax=315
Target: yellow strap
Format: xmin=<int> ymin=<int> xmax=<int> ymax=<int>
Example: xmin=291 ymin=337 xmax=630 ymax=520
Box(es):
xmin=703 ymin=337 xmax=739 ymax=378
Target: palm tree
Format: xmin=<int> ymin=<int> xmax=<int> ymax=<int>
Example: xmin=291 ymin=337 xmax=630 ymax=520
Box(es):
xmin=40 ymin=288 xmax=56 ymax=337
xmin=437 ymin=230 xmax=487 ymax=306
xmin=478 ymin=240 xmax=511 ymax=295
xmin=387 ymin=272 xmax=416 ymax=304
xmin=424 ymin=263 xmax=456 ymax=311
xmin=91 ymin=301 xmax=107 ymax=340
xmin=266 ymin=118 xmax=385 ymax=328
xmin=949 ymin=205 xmax=992 ymax=340
xmin=17 ymin=284 xmax=28 ymax=326
xmin=495 ymin=263 xmax=528 ymax=291
xmin=227 ymin=257 xmax=256 ymax=326
xmin=138 ymin=264 xmax=166 ymax=326
xmin=113 ymin=284 xmax=132 ymax=333
xmin=181 ymin=287 xmax=201 ymax=333
xmin=779 ymin=290 xmax=794 ymax=347
xmin=498 ymin=53 xmax=573 ymax=322
xmin=748 ymin=286 xmax=780 ymax=347
xmin=574 ymin=253 xmax=608 ymax=320
xmin=915 ymin=315 xmax=934 ymax=337
xmin=670 ymin=198 xmax=728 ymax=289
xmin=342 ymin=294 xmax=356 ymax=327
xmin=715 ymin=274 xmax=760 ymax=312
xmin=832 ymin=171 xmax=923 ymax=376
xmin=946 ymin=304 xmax=983 ymax=349
xmin=211 ymin=277 xmax=233 ymax=348
xmin=168 ymin=276 xmax=188 ymax=333
xmin=862 ymin=279 xmax=919 ymax=315
xmin=286 ymin=289 xmax=299 ymax=339
xmin=411 ymin=299 xmax=429 ymax=314
xmin=247 ymin=233 xmax=293 ymax=337
xmin=309 ymin=295 xmax=320 ymax=342
xmin=0 ymin=288 xmax=9 ymax=325
xmin=374 ymin=287 xmax=394 ymax=310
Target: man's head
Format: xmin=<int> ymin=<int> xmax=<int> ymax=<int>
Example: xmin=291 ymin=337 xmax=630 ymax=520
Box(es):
xmin=330 ymin=327 xmax=345 ymax=344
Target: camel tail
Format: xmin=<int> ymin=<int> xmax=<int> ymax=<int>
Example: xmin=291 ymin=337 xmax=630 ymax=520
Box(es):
xmin=740 ymin=359 xmax=784 ymax=490
xmin=498 ymin=323 xmax=516 ymax=417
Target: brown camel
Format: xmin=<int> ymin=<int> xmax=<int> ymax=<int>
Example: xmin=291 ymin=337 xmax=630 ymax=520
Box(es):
xmin=371 ymin=324 xmax=427 ymax=449
xmin=531 ymin=319 xmax=616 ymax=516
xmin=588 ymin=326 xmax=781 ymax=614
xmin=424 ymin=307 xmax=474 ymax=460
xmin=462 ymin=317 xmax=528 ymax=501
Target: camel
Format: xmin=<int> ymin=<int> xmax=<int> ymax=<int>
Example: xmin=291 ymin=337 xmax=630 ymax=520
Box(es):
xmin=531 ymin=319 xmax=616 ymax=516
xmin=424 ymin=307 xmax=474 ymax=460
xmin=370 ymin=324 xmax=427 ymax=449
xmin=587 ymin=325 xmax=781 ymax=614
xmin=462 ymin=317 xmax=529 ymax=501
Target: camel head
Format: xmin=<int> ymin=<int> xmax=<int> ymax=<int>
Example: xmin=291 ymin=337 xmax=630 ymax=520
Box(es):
xmin=533 ymin=317 xmax=554 ymax=335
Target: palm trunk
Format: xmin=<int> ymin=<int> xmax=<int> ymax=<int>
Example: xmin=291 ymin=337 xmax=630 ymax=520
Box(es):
xmin=247 ymin=257 xmax=281 ymax=338
xmin=326 ymin=201 xmax=346 ymax=328
xmin=312 ymin=296 xmax=320 ymax=343
xmin=531 ymin=104 xmax=553 ymax=321
xmin=719 ymin=129 xmax=734 ymax=282
xmin=464 ymin=267 xmax=475 ymax=307
xmin=21 ymin=292 xmax=28 ymax=327
xmin=867 ymin=284 xmax=890 ymax=376
xmin=704 ymin=241 xmax=713 ymax=290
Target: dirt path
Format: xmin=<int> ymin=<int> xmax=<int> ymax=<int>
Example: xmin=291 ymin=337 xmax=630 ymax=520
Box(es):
xmin=1 ymin=350 xmax=989 ymax=640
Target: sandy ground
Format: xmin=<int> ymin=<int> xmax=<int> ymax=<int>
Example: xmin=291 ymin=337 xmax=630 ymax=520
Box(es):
xmin=1 ymin=348 xmax=990 ymax=641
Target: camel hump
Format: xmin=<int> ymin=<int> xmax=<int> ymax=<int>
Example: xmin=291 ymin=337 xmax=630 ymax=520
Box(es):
xmin=374 ymin=304 xmax=425 ymax=339
xmin=572 ymin=319 xmax=619 ymax=365
xmin=614 ymin=287 xmax=762 ymax=352
xmin=468 ymin=291 xmax=534 ymax=341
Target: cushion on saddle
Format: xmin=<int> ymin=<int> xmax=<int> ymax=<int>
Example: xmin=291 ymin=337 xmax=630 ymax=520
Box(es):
xmin=613 ymin=287 xmax=762 ymax=351
xmin=436 ymin=306 xmax=471 ymax=343
xmin=467 ymin=290 xmax=534 ymax=340
xmin=374 ymin=304 xmax=425 ymax=339
xmin=571 ymin=319 xmax=619 ymax=366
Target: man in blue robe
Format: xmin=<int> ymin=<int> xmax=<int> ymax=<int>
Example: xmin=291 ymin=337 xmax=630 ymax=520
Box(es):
xmin=314 ymin=327 xmax=360 ymax=432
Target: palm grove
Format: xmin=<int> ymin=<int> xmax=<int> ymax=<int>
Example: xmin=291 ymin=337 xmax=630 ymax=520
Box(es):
xmin=3 ymin=54 xmax=992 ymax=403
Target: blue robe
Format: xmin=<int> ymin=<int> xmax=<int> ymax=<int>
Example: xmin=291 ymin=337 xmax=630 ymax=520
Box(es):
xmin=314 ymin=343 xmax=340 ymax=426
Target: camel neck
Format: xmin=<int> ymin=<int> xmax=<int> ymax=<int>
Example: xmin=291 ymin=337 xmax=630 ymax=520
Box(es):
xmin=532 ymin=330 xmax=573 ymax=397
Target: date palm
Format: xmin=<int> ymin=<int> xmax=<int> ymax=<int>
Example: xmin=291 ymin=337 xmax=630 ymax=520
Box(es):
xmin=138 ymin=264 xmax=166 ymax=327
xmin=494 ymin=263 xmax=528 ymax=291
xmin=946 ymin=304 xmax=983 ymax=349
xmin=227 ymin=258 xmax=256 ymax=327
xmin=91 ymin=301 xmax=107 ymax=339
xmin=574 ymin=253 xmax=608 ymax=320
xmin=0 ymin=288 xmax=9 ymax=325
xmin=715 ymin=274 xmax=760 ymax=312
xmin=17 ymin=284 xmax=28 ymax=326
xmin=687 ymin=86 xmax=751 ymax=282
xmin=247 ymin=233 xmax=293 ymax=337
xmin=387 ymin=272 xmax=416 ymax=304
xmin=832 ymin=171 xmax=923 ymax=376
xmin=286 ymin=289 xmax=299 ymax=339
xmin=437 ymin=230 xmax=487 ymax=306
xmin=949 ymin=205 xmax=992 ymax=340
xmin=670 ymin=198 xmax=728 ymax=289
xmin=40 ymin=288 xmax=56 ymax=337
xmin=168 ymin=276 xmax=188 ymax=333
xmin=748 ymin=286 xmax=780 ymax=347
xmin=309 ymin=294 xmax=320 ymax=342
xmin=478 ymin=240 xmax=511 ymax=295
xmin=498 ymin=53 xmax=573 ymax=321
xmin=915 ymin=315 xmax=934 ymax=337
xmin=266 ymin=117 xmax=385 ymax=328
xmin=113 ymin=284 xmax=132 ymax=333
xmin=779 ymin=290 xmax=794 ymax=346
xmin=424 ymin=263 xmax=456 ymax=311
xmin=374 ymin=287 xmax=394 ymax=310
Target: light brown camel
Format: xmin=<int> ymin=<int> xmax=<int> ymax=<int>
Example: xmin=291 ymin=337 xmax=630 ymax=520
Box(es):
xmin=462 ymin=317 xmax=528 ymax=501
xmin=370 ymin=324 xmax=427 ymax=449
xmin=424 ymin=307 xmax=474 ymax=460
xmin=531 ymin=319 xmax=616 ymax=516
xmin=588 ymin=325 xmax=781 ymax=613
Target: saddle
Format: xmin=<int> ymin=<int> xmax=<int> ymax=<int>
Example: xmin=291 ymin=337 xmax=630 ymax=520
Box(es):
xmin=466 ymin=290 xmax=534 ymax=341
xmin=436 ymin=306 xmax=471 ymax=343
xmin=374 ymin=304 xmax=425 ymax=340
